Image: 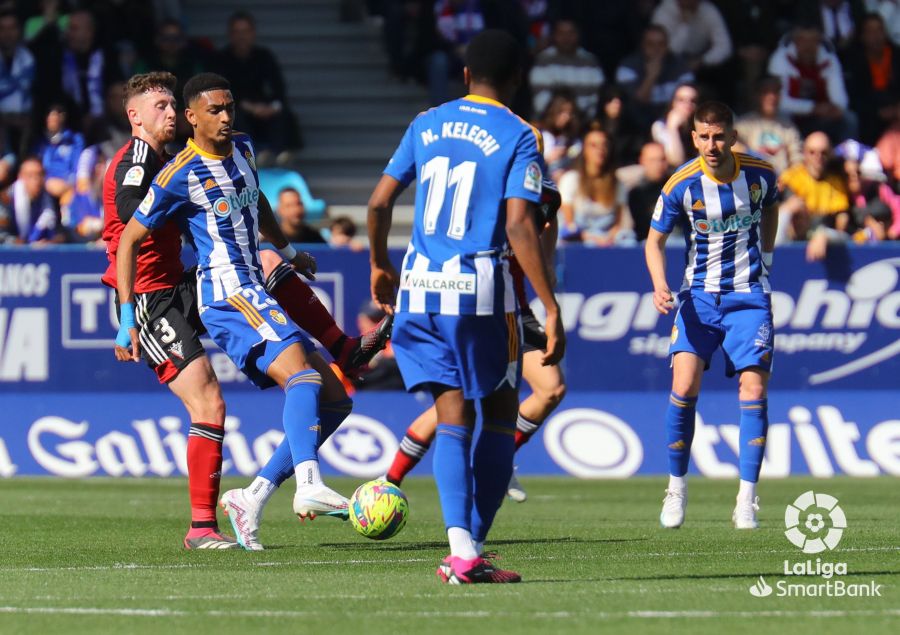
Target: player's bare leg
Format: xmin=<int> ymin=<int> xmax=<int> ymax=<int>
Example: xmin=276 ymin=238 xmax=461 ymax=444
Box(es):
xmin=733 ymin=367 xmax=770 ymax=529
xmin=166 ymin=355 xmax=239 ymax=549
xmin=260 ymin=250 xmax=392 ymax=375
xmin=265 ymin=342 xmax=349 ymax=522
xmin=222 ymin=351 xmax=351 ymax=549
xmin=660 ymin=352 xmax=704 ymax=529
xmin=508 ymin=351 xmax=567 ymax=501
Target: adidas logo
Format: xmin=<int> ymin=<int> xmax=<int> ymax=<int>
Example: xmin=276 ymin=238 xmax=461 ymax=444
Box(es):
xmin=692 ymin=199 xmax=705 ymax=210
xmin=203 ymin=178 xmax=218 ymax=191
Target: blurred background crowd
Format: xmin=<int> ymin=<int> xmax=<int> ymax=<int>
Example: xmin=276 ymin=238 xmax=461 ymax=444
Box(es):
xmin=1 ymin=0 xmax=900 ymax=264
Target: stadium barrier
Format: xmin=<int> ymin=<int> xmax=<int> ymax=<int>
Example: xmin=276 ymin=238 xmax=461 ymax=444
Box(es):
xmin=1 ymin=245 xmax=898 ymax=478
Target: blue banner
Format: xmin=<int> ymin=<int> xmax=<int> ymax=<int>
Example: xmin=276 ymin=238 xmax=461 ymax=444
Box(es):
xmin=2 ymin=245 xmax=899 ymax=393
xmin=0 ymin=390 xmax=897 ymax=477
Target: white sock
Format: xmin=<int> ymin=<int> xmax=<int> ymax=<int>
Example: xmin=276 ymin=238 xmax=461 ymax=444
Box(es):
xmin=738 ymin=479 xmax=756 ymax=501
xmin=245 ymin=476 xmax=276 ymax=506
xmin=447 ymin=527 xmax=478 ymax=560
xmin=295 ymin=460 xmax=322 ymax=488
xmin=668 ymin=475 xmax=686 ymax=491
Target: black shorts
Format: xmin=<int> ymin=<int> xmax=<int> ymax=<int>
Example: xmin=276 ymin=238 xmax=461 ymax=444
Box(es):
xmin=521 ymin=310 xmax=547 ymax=353
xmin=127 ymin=271 xmax=206 ymax=384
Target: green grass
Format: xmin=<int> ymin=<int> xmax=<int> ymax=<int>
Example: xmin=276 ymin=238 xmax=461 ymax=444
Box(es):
xmin=0 ymin=477 xmax=897 ymax=634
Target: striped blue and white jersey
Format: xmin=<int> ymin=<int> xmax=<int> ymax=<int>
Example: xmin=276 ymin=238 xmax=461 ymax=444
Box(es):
xmin=384 ymin=95 xmax=545 ymax=316
xmin=651 ymin=153 xmax=777 ymax=294
xmin=134 ymin=134 xmax=263 ymax=307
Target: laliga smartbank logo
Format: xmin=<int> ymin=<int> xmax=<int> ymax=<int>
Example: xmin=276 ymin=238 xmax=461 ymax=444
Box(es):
xmin=748 ymin=491 xmax=883 ymax=598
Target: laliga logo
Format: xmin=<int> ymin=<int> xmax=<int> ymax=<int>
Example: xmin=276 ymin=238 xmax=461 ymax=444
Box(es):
xmin=543 ymin=408 xmax=643 ymax=478
xmin=784 ymin=490 xmax=846 ymax=554
xmin=318 ymin=415 xmax=398 ymax=479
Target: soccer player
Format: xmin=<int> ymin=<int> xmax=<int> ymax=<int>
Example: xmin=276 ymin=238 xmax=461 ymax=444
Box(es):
xmin=645 ymin=101 xmax=778 ymax=530
xmin=102 ymin=71 xmax=238 ymax=550
xmin=368 ymin=30 xmax=565 ymax=583
xmin=115 ymin=73 xmax=351 ymax=533
xmin=384 ymin=178 xmax=566 ymax=503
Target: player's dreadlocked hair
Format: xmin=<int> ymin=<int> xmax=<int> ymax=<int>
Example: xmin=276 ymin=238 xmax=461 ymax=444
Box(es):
xmin=123 ymin=72 xmax=177 ymax=108
xmin=183 ymin=73 xmax=231 ymax=107
xmin=694 ymin=101 xmax=735 ymax=129
xmin=464 ymin=29 xmax=521 ymax=88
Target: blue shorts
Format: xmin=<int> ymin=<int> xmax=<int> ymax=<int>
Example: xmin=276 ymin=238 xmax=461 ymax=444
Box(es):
xmin=201 ymin=284 xmax=315 ymax=389
xmin=392 ymin=311 xmax=522 ymax=399
xmin=670 ymin=290 xmax=774 ymax=377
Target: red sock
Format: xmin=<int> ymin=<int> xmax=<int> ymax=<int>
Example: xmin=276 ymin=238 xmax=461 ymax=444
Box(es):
xmin=514 ymin=430 xmax=530 ymax=450
xmin=386 ymin=430 xmax=431 ymax=485
xmin=269 ymin=266 xmax=345 ymax=349
xmin=187 ymin=422 xmax=225 ymax=526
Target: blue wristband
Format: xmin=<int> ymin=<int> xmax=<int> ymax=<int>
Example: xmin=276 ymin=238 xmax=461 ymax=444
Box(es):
xmin=117 ymin=302 xmax=135 ymax=348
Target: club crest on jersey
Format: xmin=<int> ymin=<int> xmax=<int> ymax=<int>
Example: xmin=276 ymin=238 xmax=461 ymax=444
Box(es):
xmin=244 ymin=150 xmax=256 ymax=170
xmin=749 ymin=182 xmax=762 ymax=204
xmin=693 ymin=209 xmax=762 ymax=234
xmin=212 ymin=186 xmax=259 ymax=217
xmin=137 ymin=189 xmax=155 ymax=215
xmin=524 ymin=161 xmax=542 ymax=193
xmin=670 ymin=324 xmax=679 ymax=344
xmin=652 ymin=196 xmax=664 ymax=221
xmin=269 ymin=309 xmax=286 ymax=325
xmin=123 ymin=165 xmax=144 ymax=186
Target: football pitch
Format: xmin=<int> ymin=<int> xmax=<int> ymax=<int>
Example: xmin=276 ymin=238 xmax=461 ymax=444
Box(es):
xmin=0 ymin=477 xmax=896 ymax=635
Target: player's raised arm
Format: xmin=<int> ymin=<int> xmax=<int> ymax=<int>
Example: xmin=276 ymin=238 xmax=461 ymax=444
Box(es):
xmin=506 ymin=198 xmax=565 ymax=366
xmin=367 ymin=174 xmax=405 ymax=314
xmin=256 ymin=190 xmax=316 ymax=280
xmin=115 ymin=215 xmax=153 ymax=362
xmin=645 ymin=227 xmax=674 ymax=315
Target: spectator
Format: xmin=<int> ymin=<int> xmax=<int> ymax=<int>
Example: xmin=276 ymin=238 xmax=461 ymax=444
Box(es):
xmin=216 ymin=11 xmax=301 ymax=163
xmin=0 ymin=156 xmax=61 ymax=244
xmin=62 ymin=145 xmax=105 ymax=243
xmin=352 ymin=301 xmax=404 ymax=390
xmin=428 ymin=0 xmax=485 ymax=105
xmin=30 ymin=8 xmax=116 ymax=128
xmin=627 ymin=141 xmax=671 ymax=242
xmin=837 ymin=139 xmax=900 ymax=238
xmin=736 ymin=76 xmax=804 ymax=174
xmin=535 ymin=90 xmax=581 ymax=181
xmin=383 ymin=0 xmax=440 ymax=84
xmin=136 ymin=19 xmax=209 ymax=111
xmin=845 ymin=12 xmax=900 ymax=145
xmin=767 ymin=23 xmax=857 ymax=141
xmin=875 ymin=120 xmax=900 ymax=180
xmin=23 ymin=0 xmax=68 ymax=43
xmin=717 ymin=0 xmax=783 ymax=111
xmin=813 ymin=0 xmax=862 ymax=51
xmin=651 ymin=82 xmax=699 ymax=168
xmin=0 ymin=10 xmax=35 ymax=158
xmin=595 ymin=84 xmax=644 ymax=167
xmin=89 ymin=81 xmax=131 ymax=157
xmin=328 ymin=215 xmax=365 ymax=251
xmin=778 ymin=131 xmax=851 ymax=243
xmin=651 ymin=0 xmax=733 ymax=100
xmin=277 ymin=187 xmax=326 ymax=244
xmin=558 ymin=124 xmax=633 ymax=246
xmin=529 ymin=18 xmax=604 ymax=117
xmin=615 ymin=24 xmax=694 ymax=131
xmin=865 ymin=0 xmax=900 ymax=46
xmin=33 ymin=103 xmax=84 ymax=201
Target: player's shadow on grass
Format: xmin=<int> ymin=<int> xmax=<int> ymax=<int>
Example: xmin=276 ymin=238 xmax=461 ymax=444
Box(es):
xmin=318 ymin=537 xmax=648 ymax=552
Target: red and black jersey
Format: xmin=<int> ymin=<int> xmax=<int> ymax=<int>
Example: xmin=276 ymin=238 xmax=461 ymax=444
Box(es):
xmin=101 ymin=137 xmax=183 ymax=293
xmin=510 ymin=178 xmax=561 ymax=316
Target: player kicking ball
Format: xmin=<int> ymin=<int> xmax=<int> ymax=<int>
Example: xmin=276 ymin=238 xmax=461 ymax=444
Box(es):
xmin=368 ymin=31 xmax=564 ymax=584
xmin=384 ymin=178 xmax=566 ymax=503
xmin=116 ymin=73 xmax=352 ymax=532
xmin=644 ymin=101 xmax=778 ymax=530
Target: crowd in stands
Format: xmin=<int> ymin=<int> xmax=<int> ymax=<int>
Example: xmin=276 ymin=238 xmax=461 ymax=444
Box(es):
xmin=0 ymin=1 xmax=301 ymax=246
xmin=4 ymin=0 xmax=900 ymax=258
xmin=377 ymin=0 xmax=900 ymax=256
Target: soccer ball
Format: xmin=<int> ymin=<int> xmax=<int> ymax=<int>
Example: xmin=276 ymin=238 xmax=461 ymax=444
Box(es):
xmin=349 ymin=479 xmax=409 ymax=540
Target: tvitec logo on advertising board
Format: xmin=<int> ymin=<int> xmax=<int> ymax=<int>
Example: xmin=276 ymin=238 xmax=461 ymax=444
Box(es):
xmin=748 ymin=491 xmax=883 ymax=599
